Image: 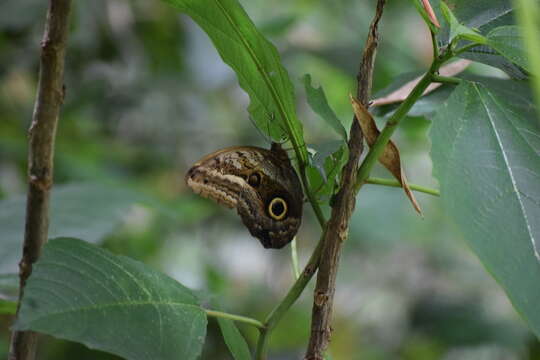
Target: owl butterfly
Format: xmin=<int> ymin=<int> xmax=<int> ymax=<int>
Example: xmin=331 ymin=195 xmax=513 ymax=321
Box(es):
xmin=185 ymin=143 xmax=303 ymax=249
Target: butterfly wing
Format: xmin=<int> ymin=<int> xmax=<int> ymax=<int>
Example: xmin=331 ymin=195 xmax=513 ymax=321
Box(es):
xmin=185 ymin=146 xmax=303 ymax=248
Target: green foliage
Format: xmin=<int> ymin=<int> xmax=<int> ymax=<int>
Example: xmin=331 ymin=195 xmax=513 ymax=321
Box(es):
xmin=438 ymin=0 xmax=514 ymax=35
xmin=302 ymin=74 xmax=348 ymax=199
xmin=436 ymin=0 xmax=527 ymax=78
xmin=3 ymin=0 xmax=540 ymax=359
xmin=163 ymin=0 xmax=308 ymax=164
xmin=486 ymin=25 xmax=530 ymax=72
xmin=307 ymin=142 xmax=348 ymax=199
xmin=14 ymin=238 xmax=207 ymax=360
xmin=303 ymin=74 xmax=347 ymax=141
xmin=440 ymin=2 xmax=487 ymax=44
xmin=430 ymin=80 xmax=540 ymax=337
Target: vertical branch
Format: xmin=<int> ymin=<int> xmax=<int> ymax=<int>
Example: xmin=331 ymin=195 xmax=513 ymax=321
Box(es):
xmin=304 ymin=1 xmax=386 ymax=359
xmin=9 ymin=1 xmax=72 ymax=359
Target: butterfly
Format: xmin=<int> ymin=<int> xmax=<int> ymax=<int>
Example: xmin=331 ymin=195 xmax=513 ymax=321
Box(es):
xmin=185 ymin=143 xmax=303 ymax=248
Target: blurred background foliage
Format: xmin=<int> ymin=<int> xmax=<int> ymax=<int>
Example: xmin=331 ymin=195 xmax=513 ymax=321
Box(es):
xmin=0 ymin=0 xmax=538 ymax=359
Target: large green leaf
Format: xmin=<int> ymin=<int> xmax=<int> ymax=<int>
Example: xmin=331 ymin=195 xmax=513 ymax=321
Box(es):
xmin=430 ymin=80 xmax=540 ymax=336
xmin=14 ymin=238 xmax=207 ymax=360
xmin=0 ymin=183 xmax=141 ymax=274
xmin=163 ymin=0 xmax=308 ymax=163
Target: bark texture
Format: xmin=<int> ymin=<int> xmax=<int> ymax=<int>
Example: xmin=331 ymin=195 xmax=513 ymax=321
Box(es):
xmin=9 ymin=1 xmax=72 ymax=359
xmin=304 ymin=1 xmax=386 ymax=358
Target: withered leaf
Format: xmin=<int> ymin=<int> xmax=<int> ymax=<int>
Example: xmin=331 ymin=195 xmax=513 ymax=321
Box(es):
xmin=421 ymin=0 xmax=440 ymax=28
xmin=350 ymin=95 xmax=422 ymax=214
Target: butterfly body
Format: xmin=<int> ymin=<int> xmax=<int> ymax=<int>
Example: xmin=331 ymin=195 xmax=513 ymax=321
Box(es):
xmin=185 ymin=143 xmax=303 ymax=249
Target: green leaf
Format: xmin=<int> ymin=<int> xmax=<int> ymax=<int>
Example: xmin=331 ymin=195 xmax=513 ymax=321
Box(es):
xmin=303 ymin=74 xmax=347 ymax=141
xmin=438 ymin=0 xmax=515 ymax=36
xmin=0 ymin=183 xmax=141 ymax=274
xmin=216 ymin=315 xmax=251 ymax=360
xmin=436 ymin=0 xmax=527 ymax=78
xmin=487 ymin=26 xmax=530 ymax=72
xmin=14 ymin=238 xmax=207 ymax=360
xmin=307 ymin=141 xmax=348 ymax=199
xmin=440 ymin=2 xmax=487 ymax=45
xmin=163 ymin=0 xmax=308 ymax=164
xmin=430 ymin=81 xmax=540 ymax=337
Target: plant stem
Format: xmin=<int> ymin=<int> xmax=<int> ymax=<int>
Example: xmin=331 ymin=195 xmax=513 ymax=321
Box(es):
xmin=354 ymin=45 xmax=454 ymax=192
xmin=430 ymin=29 xmax=439 ymax=60
xmin=291 ymin=237 xmax=300 ymax=279
xmin=453 ymin=42 xmax=481 ymax=56
xmin=300 ymin=165 xmax=327 ymax=228
xmin=254 ymin=235 xmax=324 ymax=359
xmin=355 ymin=70 xmax=433 ymax=190
xmin=304 ymin=2 xmax=386 ymax=359
xmin=252 ymin=150 xmax=326 ymax=360
xmin=365 ymin=177 xmax=440 ymax=196
xmin=431 ymin=74 xmax=462 ymax=85
xmin=205 ymin=310 xmax=265 ymax=329
xmin=9 ymin=1 xmax=72 ymax=359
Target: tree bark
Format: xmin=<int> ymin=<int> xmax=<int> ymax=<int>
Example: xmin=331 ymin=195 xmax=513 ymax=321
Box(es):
xmin=9 ymin=1 xmax=72 ymax=359
xmin=304 ymin=1 xmax=386 ymax=359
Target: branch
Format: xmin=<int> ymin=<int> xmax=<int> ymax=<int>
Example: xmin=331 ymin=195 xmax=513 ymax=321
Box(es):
xmin=304 ymin=1 xmax=386 ymax=359
xmin=255 ymin=235 xmax=324 ymax=359
xmin=8 ymin=1 xmax=72 ymax=359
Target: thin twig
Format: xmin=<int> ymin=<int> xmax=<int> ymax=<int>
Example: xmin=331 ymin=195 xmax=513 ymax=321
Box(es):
xmin=365 ymin=177 xmax=440 ymax=196
xmin=291 ymin=237 xmax=301 ymax=279
xmin=304 ymin=1 xmax=386 ymax=359
xmin=254 ymin=234 xmax=324 ymax=359
xmin=8 ymin=1 xmax=72 ymax=359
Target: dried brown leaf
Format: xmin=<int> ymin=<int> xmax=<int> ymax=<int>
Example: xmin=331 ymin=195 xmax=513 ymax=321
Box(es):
xmin=371 ymin=59 xmax=471 ymax=107
xmin=350 ymin=95 xmax=422 ymax=214
xmin=422 ymin=0 xmax=441 ymax=28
